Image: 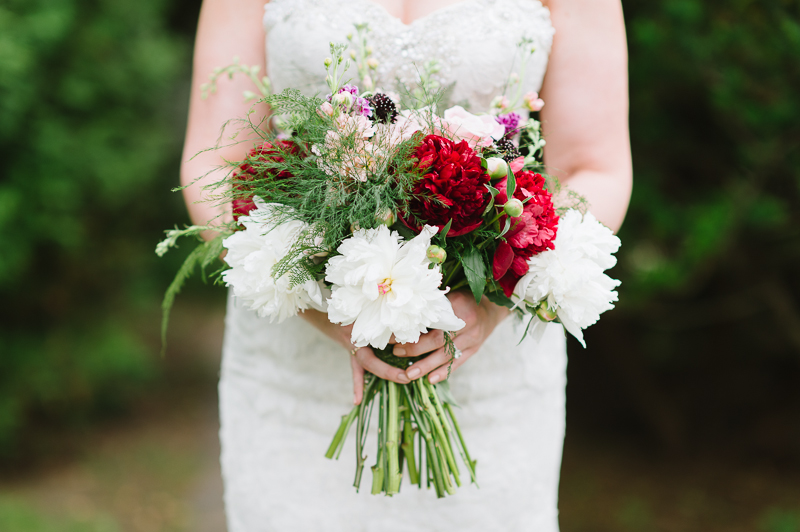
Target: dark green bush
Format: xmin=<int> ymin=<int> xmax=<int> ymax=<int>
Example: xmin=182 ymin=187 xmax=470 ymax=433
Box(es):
xmin=0 ymin=0 xmax=192 ymax=453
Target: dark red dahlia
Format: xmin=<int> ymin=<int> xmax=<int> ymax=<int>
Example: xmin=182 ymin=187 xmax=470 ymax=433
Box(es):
xmin=492 ymin=171 xmax=559 ymax=296
xmin=403 ymin=135 xmax=491 ymax=237
xmin=232 ymin=140 xmax=301 ymax=221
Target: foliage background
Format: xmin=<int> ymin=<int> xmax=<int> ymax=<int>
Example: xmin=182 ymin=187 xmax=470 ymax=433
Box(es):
xmin=0 ymin=0 xmax=798 ymax=528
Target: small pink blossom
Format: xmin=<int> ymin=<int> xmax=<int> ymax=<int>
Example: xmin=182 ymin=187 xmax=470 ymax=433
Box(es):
xmin=318 ymin=102 xmax=334 ymax=117
xmin=509 ymin=156 xmax=525 ymax=173
xmin=524 ymin=92 xmax=545 ymax=112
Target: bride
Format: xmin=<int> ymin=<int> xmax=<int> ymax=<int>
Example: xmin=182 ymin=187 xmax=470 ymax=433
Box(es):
xmin=181 ymin=0 xmax=631 ymax=530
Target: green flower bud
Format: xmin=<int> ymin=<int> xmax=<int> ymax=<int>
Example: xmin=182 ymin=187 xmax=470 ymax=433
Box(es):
xmin=535 ymin=301 xmax=558 ymax=322
xmin=375 ymin=207 xmax=396 ymax=226
xmin=503 ymin=198 xmax=524 ymax=218
xmin=324 ymin=57 xmax=333 ymax=68
xmin=426 ymin=245 xmax=447 ymax=264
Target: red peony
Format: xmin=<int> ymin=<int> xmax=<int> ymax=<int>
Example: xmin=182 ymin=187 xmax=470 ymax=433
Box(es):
xmin=232 ymin=140 xmax=302 ymax=221
xmin=403 ymin=135 xmax=491 ymax=237
xmin=492 ymin=171 xmax=559 ymax=296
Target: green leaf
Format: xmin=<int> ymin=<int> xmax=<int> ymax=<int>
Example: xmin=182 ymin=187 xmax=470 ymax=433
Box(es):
xmin=434 ymin=380 xmax=461 ymax=407
xmin=393 ymin=223 xmax=416 ymax=241
xmin=462 ymin=247 xmax=487 ymax=303
xmin=505 ymin=165 xmax=517 ymax=199
xmin=485 ymin=290 xmax=515 ymax=309
xmin=439 ymin=219 xmax=453 ymax=245
xmin=161 ymin=236 xmax=226 ymax=354
xmin=482 ymin=184 xmax=500 ymax=216
xmin=496 ymin=218 xmax=512 ymax=239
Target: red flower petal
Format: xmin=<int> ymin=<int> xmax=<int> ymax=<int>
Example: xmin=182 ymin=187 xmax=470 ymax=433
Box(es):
xmin=492 ymin=241 xmax=515 ymax=280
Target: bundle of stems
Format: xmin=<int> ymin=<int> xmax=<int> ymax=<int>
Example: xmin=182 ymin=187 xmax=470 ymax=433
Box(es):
xmin=326 ymin=348 xmax=477 ymax=497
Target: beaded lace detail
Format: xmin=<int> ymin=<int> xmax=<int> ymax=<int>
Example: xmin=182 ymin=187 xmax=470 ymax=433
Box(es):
xmin=264 ymin=0 xmax=554 ymax=110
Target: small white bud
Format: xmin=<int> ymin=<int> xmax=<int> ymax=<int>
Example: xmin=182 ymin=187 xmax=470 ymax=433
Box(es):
xmin=367 ymin=57 xmax=379 ymax=69
xmin=503 ymin=198 xmax=524 ymax=218
xmin=486 ymin=157 xmax=509 ymax=179
xmin=324 ymin=57 xmax=332 ymax=68
xmin=509 ymin=72 xmax=520 ymax=84
xmin=346 ymin=33 xmax=354 ymax=41
xmin=366 ymin=45 xmax=374 ymax=55
xmin=349 ymin=50 xmax=357 ymax=60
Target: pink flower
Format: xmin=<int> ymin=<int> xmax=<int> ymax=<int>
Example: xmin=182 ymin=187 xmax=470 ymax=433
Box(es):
xmin=438 ymin=106 xmax=506 ymax=148
xmin=523 ymin=92 xmax=545 ymax=112
xmin=509 ymin=156 xmax=525 ymax=173
xmin=383 ymin=110 xmax=425 ymax=146
xmin=318 ymin=102 xmax=334 ymax=117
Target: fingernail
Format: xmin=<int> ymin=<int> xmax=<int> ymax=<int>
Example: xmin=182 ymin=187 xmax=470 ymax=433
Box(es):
xmin=429 ymin=374 xmax=440 ymax=384
xmin=407 ymin=367 xmax=421 ymax=379
xmin=397 ymin=373 xmax=410 ymax=383
xmin=393 ymin=346 xmax=407 ymax=356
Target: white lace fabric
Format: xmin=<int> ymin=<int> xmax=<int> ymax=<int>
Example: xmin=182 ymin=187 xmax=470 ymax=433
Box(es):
xmin=219 ymin=2 xmax=566 ymax=530
xmin=264 ymin=0 xmax=554 ymax=108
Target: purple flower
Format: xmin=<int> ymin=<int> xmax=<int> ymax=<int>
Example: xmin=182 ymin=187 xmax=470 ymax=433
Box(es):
xmin=496 ymin=112 xmax=522 ymax=136
xmin=353 ymin=97 xmax=373 ymax=117
xmin=340 ymin=84 xmax=359 ymax=96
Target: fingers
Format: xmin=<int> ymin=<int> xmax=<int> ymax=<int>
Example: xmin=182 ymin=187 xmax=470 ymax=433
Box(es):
xmin=350 ymin=355 xmax=364 ymax=405
xmin=427 ymin=347 xmax=474 ymax=384
xmin=404 ymin=339 xmax=476 ymax=384
xmin=393 ymin=329 xmax=445 ymax=357
xmin=354 ymin=347 xmax=410 ymax=385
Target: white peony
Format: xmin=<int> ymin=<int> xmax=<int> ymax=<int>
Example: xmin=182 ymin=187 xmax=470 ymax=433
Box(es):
xmin=514 ymin=209 xmax=621 ymax=347
xmin=222 ymin=198 xmax=328 ymax=322
xmin=325 ymin=225 xmax=466 ymax=349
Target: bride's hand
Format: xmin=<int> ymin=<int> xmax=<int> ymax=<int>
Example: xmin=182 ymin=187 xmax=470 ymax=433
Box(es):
xmin=297 ymin=309 xmax=411 ymax=405
xmin=392 ymin=291 xmax=510 ymax=384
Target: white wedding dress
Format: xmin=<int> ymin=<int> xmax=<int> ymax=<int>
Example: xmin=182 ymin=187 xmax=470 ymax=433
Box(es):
xmin=219 ymin=1 xmax=567 ymax=530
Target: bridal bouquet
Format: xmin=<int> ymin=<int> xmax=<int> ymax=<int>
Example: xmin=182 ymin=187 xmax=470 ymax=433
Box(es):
xmin=158 ymin=31 xmax=621 ymax=498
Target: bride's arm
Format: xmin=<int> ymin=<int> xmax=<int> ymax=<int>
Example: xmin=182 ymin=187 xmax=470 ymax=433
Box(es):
xmin=539 ymin=0 xmax=633 ymax=231
xmin=395 ymin=0 xmax=632 ymax=383
xmin=181 ymin=0 xmax=270 ymax=234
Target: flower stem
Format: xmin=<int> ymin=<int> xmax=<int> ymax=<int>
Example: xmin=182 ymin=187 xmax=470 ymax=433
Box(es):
xmin=325 ymin=405 xmax=358 ymax=459
xmin=428 ymin=382 xmax=461 ymax=487
xmin=443 ymin=262 xmax=462 ymax=289
xmin=371 ymin=380 xmax=387 ymax=494
xmin=419 ymin=380 xmax=460 ymax=490
xmin=385 ymin=382 xmax=402 ymax=495
xmin=445 ymin=402 xmax=478 ymax=485
xmin=353 ymin=375 xmax=379 ymax=491
xmin=401 ymin=394 xmax=420 ymax=486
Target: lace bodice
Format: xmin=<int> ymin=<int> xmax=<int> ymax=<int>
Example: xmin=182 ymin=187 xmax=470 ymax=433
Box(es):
xmin=264 ymin=0 xmax=554 ymax=110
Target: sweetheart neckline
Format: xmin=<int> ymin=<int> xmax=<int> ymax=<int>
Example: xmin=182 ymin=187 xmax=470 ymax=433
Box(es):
xmin=356 ymin=0 xmax=479 ymax=27
xmin=266 ymin=0 xmax=547 ymax=30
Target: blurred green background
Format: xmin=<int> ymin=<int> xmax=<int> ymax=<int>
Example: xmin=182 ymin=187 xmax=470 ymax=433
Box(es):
xmin=0 ymin=0 xmax=798 ymax=530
